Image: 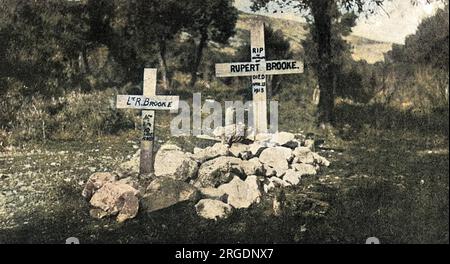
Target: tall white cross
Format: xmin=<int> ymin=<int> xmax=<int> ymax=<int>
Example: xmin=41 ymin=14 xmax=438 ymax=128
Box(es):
xmin=215 ymin=22 xmax=304 ymax=136
xmin=116 ymin=68 xmax=179 ymax=175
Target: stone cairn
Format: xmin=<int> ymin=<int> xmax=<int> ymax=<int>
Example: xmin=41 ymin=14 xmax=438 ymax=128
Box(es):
xmin=82 ymin=131 xmax=330 ymax=222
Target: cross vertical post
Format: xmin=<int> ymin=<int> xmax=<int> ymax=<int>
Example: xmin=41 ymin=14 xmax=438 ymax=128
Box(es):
xmin=116 ymin=68 xmax=179 ymax=176
xmin=215 ymin=22 xmax=304 ymax=139
xmin=140 ymin=69 xmax=157 ymax=175
xmin=251 ymin=22 xmax=268 ymax=135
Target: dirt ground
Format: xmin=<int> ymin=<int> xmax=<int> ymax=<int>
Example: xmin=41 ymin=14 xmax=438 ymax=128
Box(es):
xmin=0 ymin=127 xmax=448 ymax=244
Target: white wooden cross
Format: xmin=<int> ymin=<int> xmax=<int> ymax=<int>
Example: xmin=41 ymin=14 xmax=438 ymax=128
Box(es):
xmin=116 ymin=68 xmax=179 ymax=175
xmin=215 ymin=22 xmax=304 ymax=136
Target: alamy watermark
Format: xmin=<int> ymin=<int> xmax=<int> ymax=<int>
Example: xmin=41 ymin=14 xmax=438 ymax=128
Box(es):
xmin=169 ymin=93 xmax=279 ymax=138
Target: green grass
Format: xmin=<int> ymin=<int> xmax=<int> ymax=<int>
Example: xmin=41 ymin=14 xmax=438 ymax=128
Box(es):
xmin=0 ymin=104 xmax=448 ymax=244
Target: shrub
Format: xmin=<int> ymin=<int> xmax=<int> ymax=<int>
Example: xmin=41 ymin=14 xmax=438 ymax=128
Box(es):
xmin=53 ymin=89 xmax=138 ymax=140
xmin=2 ymin=88 xmax=138 ymax=144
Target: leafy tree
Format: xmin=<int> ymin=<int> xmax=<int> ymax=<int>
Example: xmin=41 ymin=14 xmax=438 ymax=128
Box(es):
xmin=265 ymin=26 xmax=295 ymax=96
xmin=133 ymin=0 xmax=188 ymax=90
xmin=1 ymin=0 xmax=83 ymax=96
xmin=85 ymin=0 xmax=148 ymax=84
xmin=381 ymin=4 xmax=449 ymax=112
xmin=302 ymin=11 xmax=359 ymax=100
xmin=185 ymin=0 xmax=238 ymax=87
xmin=251 ymin=0 xmax=447 ymax=124
xmin=388 ymin=4 xmax=449 ymax=71
xmin=250 ymin=0 xmax=388 ymax=124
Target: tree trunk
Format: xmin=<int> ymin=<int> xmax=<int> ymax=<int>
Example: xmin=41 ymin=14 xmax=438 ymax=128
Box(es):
xmin=190 ymin=32 xmax=208 ymax=87
xmin=81 ymin=49 xmax=91 ymax=75
xmin=270 ymin=75 xmax=281 ymax=96
xmin=158 ymin=41 xmax=169 ymax=91
xmin=311 ymin=0 xmax=335 ymax=124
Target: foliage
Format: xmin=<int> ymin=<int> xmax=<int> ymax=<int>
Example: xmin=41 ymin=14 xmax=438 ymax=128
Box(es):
xmin=184 ymin=0 xmax=238 ymax=86
xmin=379 ymin=5 xmax=449 ymax=114
xmin=250 ymin=0 xmax=389 ymax=123
xmin=386 ymin=4 xmax=449 ymax=71
xmin=0 ymin=0 xmax=448 ymax=144
xmin=2 ymin=89 xmax=137 ymax=143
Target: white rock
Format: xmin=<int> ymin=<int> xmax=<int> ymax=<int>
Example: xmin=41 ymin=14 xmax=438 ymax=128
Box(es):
xmin=263 ymin=164 xmax=277 ymax=177
xmin=116 ymin=193 xmax=140 ymax=223
xmin=218 ymin=176 xmax=261 ymax=209
xmin=293 ymin=147 xmax=315 ymax=164
xmin=142 ymin=178 xmax=199 ymax=213
xmin=89 ymin=182 xmax=140 ymax=223
xmin=263 ymin=182 xmax=274 ymax=193
xmin=292 ymin=163 xmax=317 ymax=176
xmin=244 ymin=176 xmax=262 ymax=204
xmin=195 ymin=157 xmax=244 ymax=188
xmin=259 ymin=147 xmax=293 ymax=167
xmin=283 ymin=169 xmax=302 ymax=185
xmin=116 ymin=177 xmax=140 ymax=190
xmin=304 ymin=139 xmax=315 ymax=151
xmin=270 ymin=132 xmax=295 ymax=146
xmin=240 ymin=151 xmax=253 ymax=160
xmin=273 ymin=195 xmax=283 ymax=216
xmin=193 ymin=147 xmax=202 ymax=154
xmin=273 ymin=166 xmax=288 ymax=177
xmin=312 ymin=153 xmax=331 ymax=167
xmin=90 ymin=208 xmax=109 ymax=220
xmin=195 ymin=199 xmax=233 ymax=220
xmin=199 ymin=187 xmax=228 ymax=202
xmin=159 ymin=144 xmax=182 ymax=151
xmin=241 ymin=158 xmax=265 ymax=176
xmin=229 ymin=143 xmax=251 ymax=159
xmin=82 ymin=172 xmax=117 ymax=199
xmin=212 ymin=126 xmax=225 ymax=138
xmin=154 ymin=147 xmax=198 ymax=181
xmin=293 ymin=146 xmax=330 ymax=167
xmin=191 ymin=143 xmax=230 ymax=163
xmin=255 ymin=133 xmax=272 ymax=142
xmin=213 ymin=124 xmax=247 ymax=141
xmin=269 ymin=176 xmax=291 ymax=187
xmin=248 ymin=143 xmax=267 ymax=157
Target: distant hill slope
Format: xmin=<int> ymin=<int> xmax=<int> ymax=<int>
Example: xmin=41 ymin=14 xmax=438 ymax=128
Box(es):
xmin=345 ymin=35 xmax=393 ymax=64
xmin=230 ymin=12 xmax=392 ymax=64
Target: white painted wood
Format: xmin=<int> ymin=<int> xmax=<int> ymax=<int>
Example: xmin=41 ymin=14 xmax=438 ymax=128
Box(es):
xmin=214 ymin=21 xmax=304 ymax=136
xmin=116 ymin=95 xmax=179 ymax=110
xmin=215 ymin=62 xmax=262 ymax=77
xmin=140 ymin=69 xmax=157 ymax=174
xmin=251 ymin=22 xmax=268 ymax=135
xmin=143 ymin=68 xmax=157 ymax=96
xmin=264 ymin=60 xmax=304 ymax=75
xmin=215 ymin=60 xmax=304 ymax=77
xmin=116 ymin=68 xmax=180 ymax=175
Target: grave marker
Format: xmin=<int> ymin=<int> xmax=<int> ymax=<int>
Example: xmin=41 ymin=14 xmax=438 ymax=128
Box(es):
xmin=116 ymin=68 xmax=179 ymax=175
xmin=215 ymin=22 xmax=304 ymax=136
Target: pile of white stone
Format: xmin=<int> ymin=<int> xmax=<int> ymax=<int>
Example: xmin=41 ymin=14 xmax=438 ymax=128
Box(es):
xmin=82 ymin=132 xmax=331 ymax=222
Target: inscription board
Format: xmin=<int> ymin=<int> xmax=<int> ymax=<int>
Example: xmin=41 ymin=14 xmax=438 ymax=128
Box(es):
xmin=116 ymin=95 xmax=179 ymax=110
xmin=215 ymin=60 xmax=304 ymax=77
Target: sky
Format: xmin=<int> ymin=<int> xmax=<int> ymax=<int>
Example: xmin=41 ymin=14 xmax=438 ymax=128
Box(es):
xmin=234 ymin=0 xmax=444 ymax=44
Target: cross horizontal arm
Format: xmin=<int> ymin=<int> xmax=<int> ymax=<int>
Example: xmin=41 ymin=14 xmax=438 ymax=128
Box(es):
xmin=116 ymin=95 xmax=179 ymax=110
xmin=215 ymin=60 xmax=304 ymax=77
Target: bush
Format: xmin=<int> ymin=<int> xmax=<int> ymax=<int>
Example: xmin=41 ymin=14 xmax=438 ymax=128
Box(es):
xmin=2 ymin=88 xmax=138 ymax=144
xmin=374 ymin=64 xmax=449 ymax=114
xmin=53 ymin=89 xmax=138 ymax=140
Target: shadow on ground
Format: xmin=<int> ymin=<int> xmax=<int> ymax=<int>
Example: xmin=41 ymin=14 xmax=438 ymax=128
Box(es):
xmin=1 ymin=104 xmax=448 ymax=244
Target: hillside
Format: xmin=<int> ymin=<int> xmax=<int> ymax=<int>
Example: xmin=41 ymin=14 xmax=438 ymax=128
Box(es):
xmin=346 ymin=35 xmax=393 ymax=64
xmin=232 ymin=12 xmax=393 ymax=64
